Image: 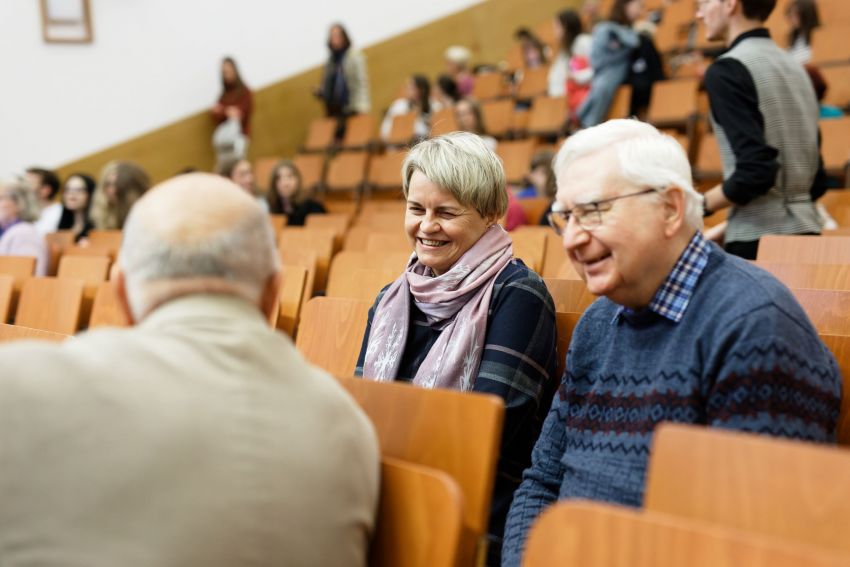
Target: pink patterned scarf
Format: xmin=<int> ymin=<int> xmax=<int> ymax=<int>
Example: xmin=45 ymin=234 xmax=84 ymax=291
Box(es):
xmin=362 ymin=225 xmax=513 ymax=391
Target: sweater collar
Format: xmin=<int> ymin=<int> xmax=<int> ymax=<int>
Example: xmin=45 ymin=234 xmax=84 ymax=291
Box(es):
xmin=728 ymin=27 xmax=770 ymax=51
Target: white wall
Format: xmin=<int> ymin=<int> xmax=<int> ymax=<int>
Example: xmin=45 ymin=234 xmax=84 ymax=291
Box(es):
xmin=0 ymin=0 xmax=480 ymax=177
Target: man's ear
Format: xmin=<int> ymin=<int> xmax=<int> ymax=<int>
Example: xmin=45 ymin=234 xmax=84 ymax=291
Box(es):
xmin=661 ymin=186 xmax=687 ymax=238
xmin=260 ymin=271 xmax=283 ymax=325
xmin=113 ymin=267 xmax=137 ymax=326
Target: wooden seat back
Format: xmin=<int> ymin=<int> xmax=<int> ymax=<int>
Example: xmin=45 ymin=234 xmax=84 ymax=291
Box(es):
xmin=510 ymin=229 xmax=546 ymax=273
xmin=429 ymin=107 xmax=459 ymax=136
xmin=481 ymin=99 xmax=515 ymax=138
xmin=367 ymin=150 xmax=407 ymax=192
xmin=386 ymin=112 xmax=417 ymax=146
xmin=16 ymin=277 xmax=84 ymax=335
xmin=647 ymin=78 xmax=700 ymax=128
xmin=606 ymin=85 xmax=633 ymax=120
xmin=276 ymin=264 xmax=307 ymax=337
xmin=303 ymin=117 xmax=337 ymax=152
xmin=45 ymin=230 xmax=75 ymax=276
xmin=0 ymin=274 xmax=13 ymax=323
xmin=279 ymin=228 xmax=336 ymax=292
xmin=820 ymin=64 xmax=850 ymax=109
xmin=341 ymin=113 xmax=376 ymax=149
xmin=327 ymin=250 xmax=409 ymax=290
xmin=327 ymin=267 xmax=399 ymax=302
xmin=293 ymin=153 xmax=326 ymax=192
xmin=295 ymin=296 xmax=372 ymax=376
xmin=757 ymin=235 xmax=850 ymax=264
xmin=645 ymin=423 xmax=850 ymax=556
xmin=338 ymin=376 xmax=504 ymax=567
xmin=755 ymin=262 xmax=850 ymax=290
xmin=280 ymin=247 xmax=318 ymax=308
xmin=253 ymin=156 xmax=281 ymax=192
xmin=471 ymin=72 xmax=507 ymax=101
xmin=0 ymin=323 xmax=71 ymax=343
xmin=811 ymin=25 xmax=850 ymax=66
xmin=326 ymin=151 xmax=369 ymax=195
xmin=305 ymin=213 xmax=352 ymax=250
xmin=366 ymin=232 xmax=411 ymax=253
xmin=496 ymin=139 xmax=536 ymax=185
xmin=788 ymin=288 xmax=850 ymax=334
xmin=57 ymin=255 xmax=111 ymax=328
xmin=516 ymin=66 xmax=550 ymax=100
xmin=344 ymin=225 xmax=401 ymax=251
xmin=86 ymin=230 xmax=123 ymax=257
xmin=372 ymin=457 xmax=463 ymax=567
xmin=695 ymin=132 xmax=722 ymax=181
xmin=525 ymin=500 xmax=849 ymax=567
xmin=88 ymin=281 xmax=130 ymax=328
xmin=819 ymin=333 xmax=850 ymax=445
xmin=819 ymin=117 xmax=850 ymax=173
xmin=527 ymin=96 xmax=567 ymax=136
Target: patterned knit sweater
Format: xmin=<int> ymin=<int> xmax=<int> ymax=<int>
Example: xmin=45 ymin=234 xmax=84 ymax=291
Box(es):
xmin=501 ymin=244 xmax=841 ymax=566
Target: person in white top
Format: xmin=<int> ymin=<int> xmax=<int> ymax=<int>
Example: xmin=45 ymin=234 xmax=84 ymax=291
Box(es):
xmin=380 ymin=74 xmax=432 ymax=143
xmin=547 ymin=9 xmax=593 ymax=98
xmin=785 ymin=0 xmax=820 ymax=64
xmin=25 ymin=167 xmax=63 ymax=235
xmin=0 ymin=179 xmax=49 ymax=275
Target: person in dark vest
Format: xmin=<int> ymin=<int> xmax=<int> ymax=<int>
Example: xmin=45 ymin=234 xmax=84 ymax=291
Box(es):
xmin=698 ymin=0 xmax=826 ymax=259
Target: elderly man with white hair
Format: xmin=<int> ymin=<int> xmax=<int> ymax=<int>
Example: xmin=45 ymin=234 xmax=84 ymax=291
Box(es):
xmin=500 ymin=119 xmax=841 ymax=566
xmin=0 ymin=173 xmax=379 ymax=567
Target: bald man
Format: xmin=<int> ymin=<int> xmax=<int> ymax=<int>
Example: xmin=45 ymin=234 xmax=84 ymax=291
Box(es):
xmin=0 ymin=174 xmax=380 ymax=567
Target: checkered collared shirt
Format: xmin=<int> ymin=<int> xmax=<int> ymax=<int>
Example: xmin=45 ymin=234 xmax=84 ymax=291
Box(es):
xmin=616 ymin=231 xmax=711 ymax=324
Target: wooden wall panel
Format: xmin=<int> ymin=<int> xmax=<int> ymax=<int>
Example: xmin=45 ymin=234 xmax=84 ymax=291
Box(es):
xmin=55 ymin=0 xmax=574 ymax=184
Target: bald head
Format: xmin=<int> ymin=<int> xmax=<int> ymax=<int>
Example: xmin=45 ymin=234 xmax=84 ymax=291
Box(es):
xmin=117 ymin=173 xmax=280 ymax=322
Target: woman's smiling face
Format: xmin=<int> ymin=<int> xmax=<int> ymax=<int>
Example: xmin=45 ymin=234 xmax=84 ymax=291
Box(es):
xmin=404 ymin=170 xmax=492 ymax=276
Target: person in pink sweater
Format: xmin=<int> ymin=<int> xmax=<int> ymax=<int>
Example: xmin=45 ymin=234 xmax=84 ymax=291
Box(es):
xmin=0 ymin=179 xmax=49 ymax=276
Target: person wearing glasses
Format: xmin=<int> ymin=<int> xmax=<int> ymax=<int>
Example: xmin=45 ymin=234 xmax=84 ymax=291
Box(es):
xmin=501 ymin=119 xmax=840 ymax=566
xmin=355 ymin=131 xmax=558 ymax=566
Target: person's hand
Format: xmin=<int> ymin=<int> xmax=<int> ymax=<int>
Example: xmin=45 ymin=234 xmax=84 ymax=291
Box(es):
xmin=77 ymin=237 xmax=90 ymax=248
xmin=225 ymin=106 xmax=242 ymax=120
xmin=704 ymin=221 xmax=726 ymax=245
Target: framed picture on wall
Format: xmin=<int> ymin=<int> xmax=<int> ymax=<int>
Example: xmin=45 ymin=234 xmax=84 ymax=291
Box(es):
xmin=40 ymin=0 xmax=93 ymax=44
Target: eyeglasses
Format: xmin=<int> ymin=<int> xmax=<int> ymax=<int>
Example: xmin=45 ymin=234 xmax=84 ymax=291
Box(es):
xmin=547 ymin=188 xmax=659 ymax=234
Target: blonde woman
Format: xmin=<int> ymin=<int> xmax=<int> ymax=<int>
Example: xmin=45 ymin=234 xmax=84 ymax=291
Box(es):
xmin=90 ymin=161 xmax=151 ymax=230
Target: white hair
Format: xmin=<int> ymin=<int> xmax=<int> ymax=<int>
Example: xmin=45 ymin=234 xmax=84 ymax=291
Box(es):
xmin=1 ymin=178 xmax=41 ymax=222
xmin=120 ymin=197 xmax=279 ymax=321
xmin=554 ymin=119 xmax=703 ymax=230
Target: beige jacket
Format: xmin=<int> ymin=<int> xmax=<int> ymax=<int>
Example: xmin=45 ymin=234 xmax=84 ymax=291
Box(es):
xmin=0 ymin=294 xmax=379 ymax=567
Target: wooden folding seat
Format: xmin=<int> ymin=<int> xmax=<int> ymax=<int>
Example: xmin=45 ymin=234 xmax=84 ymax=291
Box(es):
xmin=267 ymin=214 xmax=287 ymax=236
xmin=754 ymin=262 xmax=850 ymax=290
xmin=471 ymin=72 xmax=507 ymax=101
xmin=338 ymin=376 xmax=504 ymax=567
xmin=517 ymin=197 xmax=552 ymax=226
xmin=0 ymin=255 xmax=37 ymax=321
xmin=429 ymin=107 xmax=459 ymax=137
xmin=326 ymin=267 xmax=398 ymax=302
xmin=525 ymin=501 xmax=849 ymax=567
xmin=818 ymin=333 xmax=850 ymax=445
xmin=61 ymin=244 xmax=115 ymax=263
xmin=533 ymin=18 xmax=559 ymax=51
xmin=512 ymin=226 xmax=566 ymax=278
xmin=481 ymin=99 xmax=515 ymax=138
xmin=820 ymin=64 xmax=850 ymax=110
xmin=606 ymin=85 xmax=633 ymax=120
xmin=694 ymin=132 xmax=723 ymax=184
xmin=764 ymin=4 xmax=790 ymax=45
xmin=253 ymin=156 xmax=281 ymax=192
xmin=15 ymin=277 xmax=84 ymax=335
xmin=385 ymin=112 xmax=417 ymax=147
xmin=788 ymin=288 xmax=850 ymax=335
xmin=819 ymin=189 xmax=850 ymax=212
xmin=757 ymin=235 xmax=850 ymax=264
xmin=645 ymin=423 xmax=850 ymax=557
xmin=526 ymin=96 xmax=567 ymax=137
xmin=344 ymin=226 xmax=397 ymax=251
xmin=811 ymin=25 xmax=850 ymax=67
xmin=340 ymin=113 xmax=376 ymax=150
xmin=824 ymin=205 xmax=850 ymax=226
xmin=504 ymin=43 xmax=524 ymax=74
xmin=366 ymin=150 xmax=407 ymax=194
xmin=302 ymin=116 xmax=337 ymax=153
xmin=323 ymin=200 xmax=359 ymax=216
xmin=327 ymin=250 xmax=409 ymax=293
xmin=496 ymin=139 xmax=536 ymax=185
xmin=359 ymin=199 xmax=407 ymax=218
xmin=545 ymin=278 xmax=596 ymax=378
xmin=280 ymin=247 xmax=318 ymax=309
xmin=305 ymin=212 xmax=352 ymax=250
xmin=647 ymin=78 xmax=700 ymax=131
xmin=515 ymin=66 xmax=550 ymax=100
xmin=57 ymin=255 xmax=111 ymax=328
xmin=509 ymin=229 xmax=546 ymax=273
xmin=325 ymin=151 xmax=369 ymax=197
xmin=819 ymin=0 xmax=850 ymax=26
xmin=45 ymin=230 xmax=75 ymax=276
xmin=279 ymin=228 xmax=335 ymax=292
xmin=0 ymin=275 xmax=12 ymax=323
xmin=86 ymin=230 xmax=123 ymax=258
xmin=355 ymin=209 xmax=406 ymax=230
xmin=275 ymin=264 xmax=307 ymax=337
xmin=292 ymin=153 xmax=325 ymax=193
xmin=372 ymin=457 xmax=463 ymax=567
xmin=365 ymin=232 xmax=411 ymax=253
xmin=294 ymin=296 xmax=372 ymax=376
xmin=0 ymin=323 xmax=70 ymax=343
xmin=819 ymin=117 xmax=850 ymax=176
xmin=88 ymin=281 xmax=129 ymax=328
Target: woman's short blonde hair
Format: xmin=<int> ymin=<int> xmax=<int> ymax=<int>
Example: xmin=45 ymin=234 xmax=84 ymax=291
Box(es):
xmin=402 ymin=132 xmax=507 ymax=220
xmin=1 ymin=178 xmax=40 ymax=222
